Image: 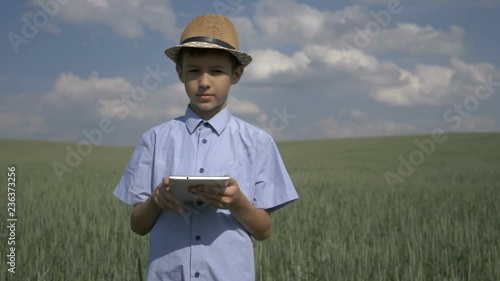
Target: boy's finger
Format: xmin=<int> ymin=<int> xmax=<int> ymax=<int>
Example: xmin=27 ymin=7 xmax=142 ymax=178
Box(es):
xmin=164 ymin=200 xmax=183 ymax=213
xmin=159 ymin=188 xmax=180 ymax=205
xmin=227 ymin=177 xmax=237 ymax=187
xmin=159 ymin=187 xmax=180 ymax=205
xmin=158 ymin=195 xmax=183 ymax=213
xmin=162 ymin=177 xmax=170 ymax=186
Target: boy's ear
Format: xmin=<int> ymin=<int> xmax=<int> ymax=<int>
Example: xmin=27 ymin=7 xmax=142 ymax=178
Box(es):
xmin=231 ymin=66 xmax=244 ymax=85
xmin=176 ymin=64 xmax=184 ymax=83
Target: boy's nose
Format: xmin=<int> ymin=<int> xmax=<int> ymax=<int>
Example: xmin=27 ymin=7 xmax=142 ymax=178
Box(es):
xmin=198 ymin=72 xmax=211 ymax=88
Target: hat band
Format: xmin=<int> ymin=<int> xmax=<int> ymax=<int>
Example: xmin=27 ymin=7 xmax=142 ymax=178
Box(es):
xmin=181 ymin=36 xmax=236 ymax=50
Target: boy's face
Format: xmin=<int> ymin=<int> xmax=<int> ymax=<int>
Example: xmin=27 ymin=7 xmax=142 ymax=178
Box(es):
xmin=176 ymin=50 xmax=243 ymax=120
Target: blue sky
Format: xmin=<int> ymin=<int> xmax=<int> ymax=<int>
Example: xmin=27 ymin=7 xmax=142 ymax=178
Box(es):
xmin=1 ymin=0 xmax=499 ymax=145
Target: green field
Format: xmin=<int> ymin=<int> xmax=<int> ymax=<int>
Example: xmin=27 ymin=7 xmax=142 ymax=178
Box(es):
xmin=1 ymin=133 xmax=499 ymax=280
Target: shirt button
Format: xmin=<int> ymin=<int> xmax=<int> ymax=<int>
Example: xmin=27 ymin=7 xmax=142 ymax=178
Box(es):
xmin=195 ymin=272 xmax=200 ymax=278
xmin=199 ymin=168 xmax=204 ymax=173
xmin=195 ymin=235 xmax=201 ymax=241
xmin=202 ymin=139 xmax=207 ymax=144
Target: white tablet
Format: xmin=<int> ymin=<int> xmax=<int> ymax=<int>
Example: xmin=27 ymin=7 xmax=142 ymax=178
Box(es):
xmin=169 ymin=176 xmax=231 ymax=203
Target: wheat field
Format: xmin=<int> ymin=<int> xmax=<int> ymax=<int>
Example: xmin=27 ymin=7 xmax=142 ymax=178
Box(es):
xmin=1 ymin=133 xmax=499 ymax=280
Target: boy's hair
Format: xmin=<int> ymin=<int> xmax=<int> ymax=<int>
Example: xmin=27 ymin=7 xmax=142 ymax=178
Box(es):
xmin=176 ymin=47 xmax=242 ymax=72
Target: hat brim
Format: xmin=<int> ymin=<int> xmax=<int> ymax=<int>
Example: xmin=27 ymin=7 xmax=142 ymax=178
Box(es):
xmin=165 ymin=42 xmax=252 ymax=67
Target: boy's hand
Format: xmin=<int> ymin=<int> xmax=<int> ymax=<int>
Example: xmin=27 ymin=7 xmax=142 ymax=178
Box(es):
xmin=152 ymin=177 xmax=183 ymax=214
xmin=188 ymin=177 xmax=244 ymax=210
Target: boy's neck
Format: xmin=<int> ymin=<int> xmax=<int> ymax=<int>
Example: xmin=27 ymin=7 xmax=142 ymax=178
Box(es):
xmin=189 ymin=103 xmax=227 ymax=121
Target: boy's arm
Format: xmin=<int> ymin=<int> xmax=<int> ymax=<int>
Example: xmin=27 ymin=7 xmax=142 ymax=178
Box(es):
xmin=228 ymin=194 xmax=272 ymax=241
xmin=131 ymin=177 xmax=184 ymax=236
xmin=131 ymin=196 xmax=162 ymax=236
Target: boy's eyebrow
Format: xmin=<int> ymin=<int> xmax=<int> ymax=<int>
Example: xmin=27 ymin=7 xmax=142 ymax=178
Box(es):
xmin=184 ymin=64 xmax=228 ymax=69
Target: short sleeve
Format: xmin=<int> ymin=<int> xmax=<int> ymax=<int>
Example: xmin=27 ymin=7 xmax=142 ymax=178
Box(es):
xmin=252 ymin=134 xmax=299 ymax=212
xmin=113 ymin=130 xmax=155 ymax=206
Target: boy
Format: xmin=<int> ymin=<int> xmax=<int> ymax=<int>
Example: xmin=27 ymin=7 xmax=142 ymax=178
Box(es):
xmin=113 ymin=14 xmax=298 ymax=281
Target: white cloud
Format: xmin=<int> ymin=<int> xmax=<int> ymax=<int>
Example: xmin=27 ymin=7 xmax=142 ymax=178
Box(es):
xmin=350 ymin=24 xmax=466 ymax=56
xmin=416 ymin=65 xmax=455 ymax=89
xmin=373 ymin=58 xmax=500 ymax=106
xmin=244 ymin=49 xmax=310 ymax=81
xmin=235 ymin=1 xmax=465 ymax=58
xmin=372 ymin=66 xmax=455 ymax=106
xmin=0 ymin=94 xmax=46 ymax=138
xmin=0 ymin=113 xmax=45 ymax=136
xmin=122 ymin=83 xmax=187 ymax=120
xmin=234 ymin=2 xmax=371 ymax=48
xmin=241 ymin=36 xmax=497 ymax=108
xmin=31 ymin=0 xmax=178 ymax=39
xmin=4 ymin=0 xmax=499 ymax=143
xmin=24 ymin=0 xmax=465 ymax=59
xmin=0 ymin=71 xmax=270 ymax=141
xmin=71 ymin=76 xmax=188 ymax=121
xmin=46 ymin=71 xmax=133 ymax=105
xmin=450 ymin=58 xmax=499 ymax=85
xmin=43 ymin=71 xmax=184 ymax=121
xmin=303 ymin=44 xmax=380 ymax=71
xmin=228 ymin=96 xmax=261 ymax=115
xmin=353 ymin=0 xmax=500 ymax=8
xmin=254 ymin=0 xmax=328 ymax=41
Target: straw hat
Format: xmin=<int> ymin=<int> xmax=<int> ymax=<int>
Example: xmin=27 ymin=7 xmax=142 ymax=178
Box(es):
xmin=165 ymin=14 xmax=252 ymax=67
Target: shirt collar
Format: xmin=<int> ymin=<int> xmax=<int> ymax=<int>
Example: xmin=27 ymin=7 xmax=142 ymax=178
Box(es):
xmin=184 ymin=105 xmax=232 ymax=135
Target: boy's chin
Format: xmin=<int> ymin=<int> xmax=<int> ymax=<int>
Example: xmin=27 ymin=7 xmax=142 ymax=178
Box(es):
xmin=192 ymin=103 xmax=215 ymax=111
xmin=191 ymin=101 xmax=226 ymax=111
xmin=190 ymin=102 xmax=225 ymax=114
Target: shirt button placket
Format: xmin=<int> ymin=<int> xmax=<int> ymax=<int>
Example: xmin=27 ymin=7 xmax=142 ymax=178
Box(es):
xmin=193 ymin=122 xmax=207 ymax=281
xmin=198 ymin=123 xmax=210 ymax=175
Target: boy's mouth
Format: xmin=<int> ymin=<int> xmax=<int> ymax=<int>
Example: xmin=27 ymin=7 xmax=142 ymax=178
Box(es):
xmin=196 ymin=93 xmax=214 ymax=102
xmin=197 ymin=92 xmax=213 ymax=96
xmin=196 ymin=93 xmax=214 ymax=97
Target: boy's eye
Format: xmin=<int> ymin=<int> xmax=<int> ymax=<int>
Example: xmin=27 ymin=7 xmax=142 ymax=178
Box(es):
xmin=187 ymin=69 xmax=199 ymax=73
